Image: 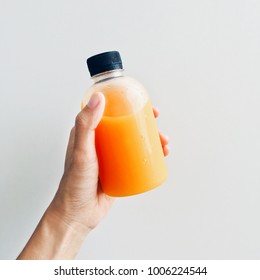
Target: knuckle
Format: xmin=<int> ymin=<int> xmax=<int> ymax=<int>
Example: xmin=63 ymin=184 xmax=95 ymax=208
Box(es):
xmin=71 ymin=150 xmax=88 ymax=169
xmin=70 ymin=150 xmax=97 ymax=174
xmin=75 ymin=113 xmax=87 ymax=129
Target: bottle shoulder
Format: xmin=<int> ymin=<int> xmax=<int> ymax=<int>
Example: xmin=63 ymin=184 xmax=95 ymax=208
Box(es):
xmin=92 ymin=75 xmax=146 ymax=92
xmin=83 ymin=76 xmax=149 ymax=116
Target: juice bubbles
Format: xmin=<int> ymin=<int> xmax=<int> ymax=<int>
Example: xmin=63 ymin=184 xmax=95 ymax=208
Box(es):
xmin=82 ymin=51 xmax=167 ymax=196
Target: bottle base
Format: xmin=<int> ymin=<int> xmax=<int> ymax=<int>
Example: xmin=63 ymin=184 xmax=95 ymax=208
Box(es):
xmin=102 ymin=173 xmax=168 ymax=197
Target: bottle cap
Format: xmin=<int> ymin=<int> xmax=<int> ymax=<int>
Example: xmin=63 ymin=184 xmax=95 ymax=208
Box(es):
xmin=87 ymin=51 xmax=123 ymax=77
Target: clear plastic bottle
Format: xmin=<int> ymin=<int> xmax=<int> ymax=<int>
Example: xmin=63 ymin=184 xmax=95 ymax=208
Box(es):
xmin=82 ymin=51 xmax=167 ymax=196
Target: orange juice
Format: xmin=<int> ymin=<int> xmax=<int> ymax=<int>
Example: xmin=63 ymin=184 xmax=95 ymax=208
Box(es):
xmin=83 ymin=51 xmax=168 ymax=196
xmin=95 ymin=100 xmax=167 ymax=196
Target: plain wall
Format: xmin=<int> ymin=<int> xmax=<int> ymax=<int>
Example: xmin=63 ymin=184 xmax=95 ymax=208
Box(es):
xmin=0 ymin=0 xmax=260 ymax=259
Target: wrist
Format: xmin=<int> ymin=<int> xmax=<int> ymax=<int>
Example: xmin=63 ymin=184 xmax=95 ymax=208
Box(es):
xmin=44 ymin=205 xmax=90 ymax=259
xmin=48 ymin=196 xmax=92 ymax=233
xmin=17 ymin=204 xmax=90 ymax=260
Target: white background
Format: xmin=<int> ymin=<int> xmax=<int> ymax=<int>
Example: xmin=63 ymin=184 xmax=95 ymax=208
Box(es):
xmin=0 ymin=0 xmax=260 ymax=259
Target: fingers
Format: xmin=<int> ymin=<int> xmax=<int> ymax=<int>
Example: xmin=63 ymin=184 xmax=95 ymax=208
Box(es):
xmin=153 ymin=107 xmax=170 ymax=156
xmin=74 ymin=92 xmax=105 ymax=153
xmin=159 ymin=132 xmax=169 ymax=146
xmin=71 ymin=99 xmax=169 ymax=163
xmin=159 ymin=132 xmax=170 ymax=157
xmin=162 ymin=145 xmax=170 ymax=156
xmin=153 ymin=107 xmax=159 ymax=118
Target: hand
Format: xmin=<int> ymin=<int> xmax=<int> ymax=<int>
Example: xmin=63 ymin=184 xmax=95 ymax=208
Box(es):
xmin=50 ymin=92 xmax=114 ymax=232
xmin=153 ymin=107 xmax=170 ymax=157
xmin=50 ymin=93 xmax=169 ymax=231
xmin=17 ymin=92 xmax=169 ymax=259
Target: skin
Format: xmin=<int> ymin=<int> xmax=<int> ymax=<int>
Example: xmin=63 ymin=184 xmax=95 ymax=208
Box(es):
xmin=17 ymin=92 xmax=169 ymax=260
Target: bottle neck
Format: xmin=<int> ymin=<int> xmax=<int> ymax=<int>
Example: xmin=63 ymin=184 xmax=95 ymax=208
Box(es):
xmin=91 ymin=69 xmax=124 ymax=84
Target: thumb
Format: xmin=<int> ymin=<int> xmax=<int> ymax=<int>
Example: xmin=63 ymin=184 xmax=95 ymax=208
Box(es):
xmin=74 ymin=92 xmax=105 ymax=152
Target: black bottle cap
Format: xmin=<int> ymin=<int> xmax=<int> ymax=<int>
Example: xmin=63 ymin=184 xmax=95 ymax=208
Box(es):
xmin=86 ymin=51 xmax=123 ymax=77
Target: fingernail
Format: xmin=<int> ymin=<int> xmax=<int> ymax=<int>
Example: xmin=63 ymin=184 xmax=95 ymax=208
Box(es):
xmin=87 ymin=93 xmax=101 ymax=109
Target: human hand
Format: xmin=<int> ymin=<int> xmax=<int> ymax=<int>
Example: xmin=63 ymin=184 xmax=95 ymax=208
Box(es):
xmin=50 ymin=93 xmax=169 ymax=232
xmin=17 ymin=92 xmax=169 ymax=259
xmin=153 ymin=107 xmax=170 ymax=157
xmin=50 ymin=92 xmax=114 ymax=233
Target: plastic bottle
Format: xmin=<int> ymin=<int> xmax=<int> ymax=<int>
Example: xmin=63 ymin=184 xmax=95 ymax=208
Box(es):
xmin=82 ymin=51 xmax=167 ymax=196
